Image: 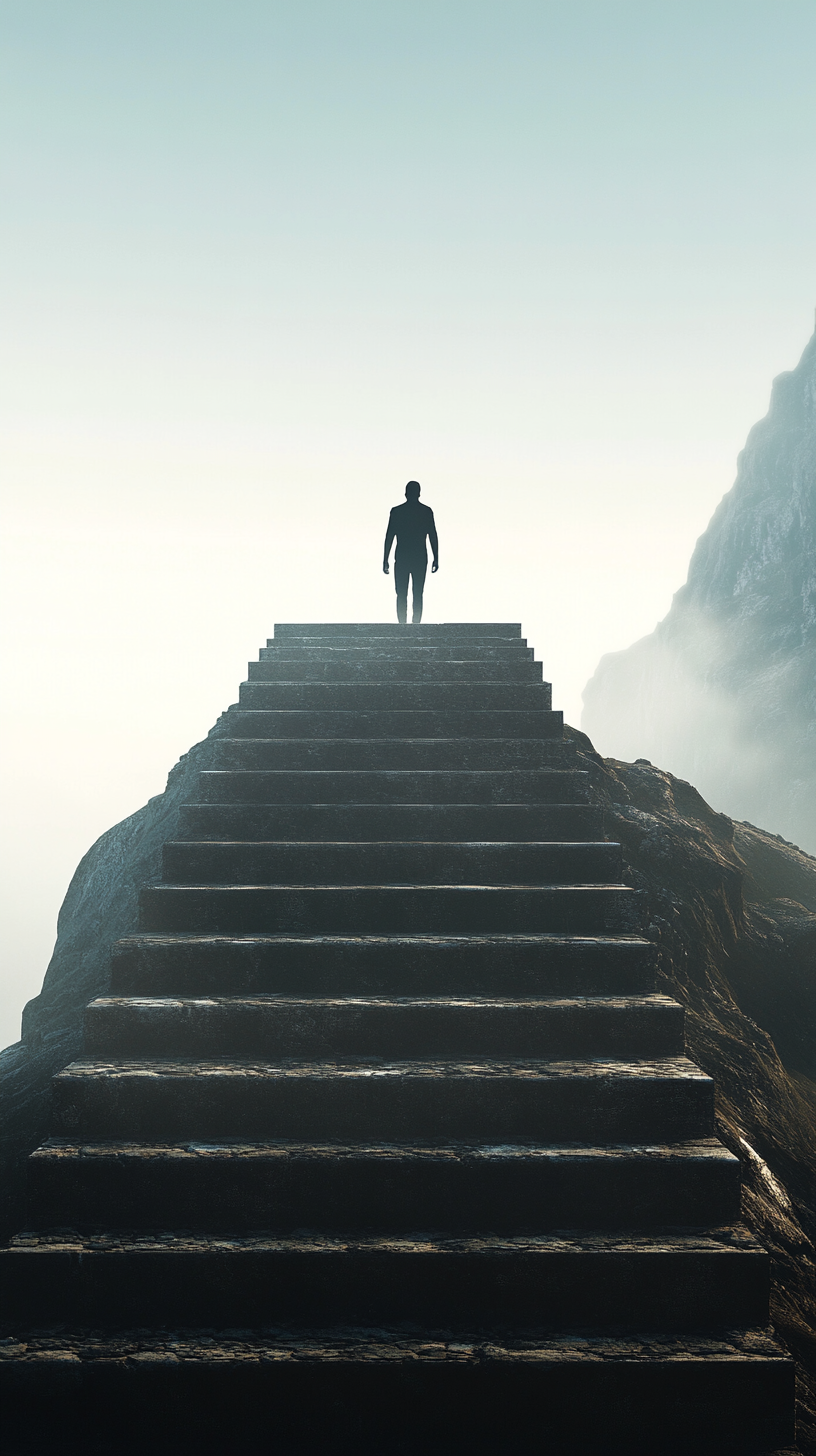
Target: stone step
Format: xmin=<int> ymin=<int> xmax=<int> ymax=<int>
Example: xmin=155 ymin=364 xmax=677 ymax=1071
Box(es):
xmin=260 ymin=644 xmax=535 ymax=660
xmin=83 ymin=994 xmax=683 ymax=1060
xmin=266 ymin=640 xmax=535 ymax=655
xmin=222 ymin=708 xmax=564 ymax=738
xmin=139 ymin=884 xmax=640 ymax=935
xmin=273 ymin=622 xmax=524 ymax=639
xmin=177 ymin=802 xmax=604 ymax=842
xmin=110 ymin=933 xmax=656 ymax=998
xmin=238 ymin=682 xmax=552 ymax=710
xmin=196 ymin=768 xmax=587 ymax=804
xmin=0 ymin=1327 xmax=793 ymax=1456
xmin=28 ymin=1138 xmax=739 ymax=1233
xmin=51 ymin=1057 xmax=712 ymax=1142
xmin=161 ymin=841 xmax=622 ymax=887
xmin=248 ymin=659 xmax=544 ymax=683
xmin=0 ymin=1228 xmax=768 ymax=1333
xmin=210 ymin=737 xmax=571 ymax=770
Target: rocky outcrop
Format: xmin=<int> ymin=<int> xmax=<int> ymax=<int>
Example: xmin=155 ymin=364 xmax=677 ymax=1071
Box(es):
xmin=582 ymin=333 xmax=816 ymax=855
xmin=2 ymin=713 xmax=816 ymax=1445
xmin=564 ymin=728 xmax=816 ymax=1451
xmin=0 ymin=726 xmax=224 ymax=1237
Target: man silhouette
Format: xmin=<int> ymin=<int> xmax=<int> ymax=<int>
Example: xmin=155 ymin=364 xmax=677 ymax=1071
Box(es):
xmin=382 ymin=481 xmax=439 ymax=624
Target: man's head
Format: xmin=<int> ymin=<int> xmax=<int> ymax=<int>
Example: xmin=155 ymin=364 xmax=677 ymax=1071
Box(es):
xmin=405 ymin=480 xmax=421 ymax=501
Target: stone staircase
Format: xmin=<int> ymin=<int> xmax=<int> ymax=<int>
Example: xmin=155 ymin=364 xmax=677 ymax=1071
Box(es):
xmin=0 ymin=623 xmax=796 ymax=1453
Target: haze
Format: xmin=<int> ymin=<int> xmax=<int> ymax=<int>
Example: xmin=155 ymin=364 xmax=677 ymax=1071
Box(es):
xmin=2 ymin=0 xmax=815 ymax=1050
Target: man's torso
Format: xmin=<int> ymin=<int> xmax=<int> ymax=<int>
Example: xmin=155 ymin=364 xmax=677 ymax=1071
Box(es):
xmin=390 ymin=501 xmax=434 ymax=558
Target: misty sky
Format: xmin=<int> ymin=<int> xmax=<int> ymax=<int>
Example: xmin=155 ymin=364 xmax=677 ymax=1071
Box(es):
xmin=2 ymin=0 xmax=815 ymax=1050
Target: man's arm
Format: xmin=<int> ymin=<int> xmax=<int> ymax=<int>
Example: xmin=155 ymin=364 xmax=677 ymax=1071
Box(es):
xmin=383 ymin=510 xmax=397 ymax=574
xmin=428 ymin=510 xmax=439 ymax=572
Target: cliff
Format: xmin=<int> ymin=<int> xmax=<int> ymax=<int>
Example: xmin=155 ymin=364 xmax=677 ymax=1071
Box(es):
xmin=582 ymin=332 xmax=816 ymax=855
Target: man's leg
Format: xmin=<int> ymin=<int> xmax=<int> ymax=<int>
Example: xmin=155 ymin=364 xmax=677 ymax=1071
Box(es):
xmin=394 ymin=559 xmax=409 ymax=624
xmin=410 ymin=560 xmax=428 ymax=623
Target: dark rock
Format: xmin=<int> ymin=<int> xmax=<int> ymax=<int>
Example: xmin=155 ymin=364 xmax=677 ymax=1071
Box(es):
xmin=564 ymin=724 xmax=816 ymax=1452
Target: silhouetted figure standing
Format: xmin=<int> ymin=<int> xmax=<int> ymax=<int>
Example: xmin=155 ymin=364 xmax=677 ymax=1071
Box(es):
xmin=383 ymin=481 xmax=439 ymax=624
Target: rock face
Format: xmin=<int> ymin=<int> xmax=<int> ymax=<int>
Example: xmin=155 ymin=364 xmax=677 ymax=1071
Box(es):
xmin=564 ymin=728 xmax=816 ymax=1453
xmin=0 ymin=729 xmax=225 ymax=1237
xmin=582 ymin=333 xmax=816 ymax=854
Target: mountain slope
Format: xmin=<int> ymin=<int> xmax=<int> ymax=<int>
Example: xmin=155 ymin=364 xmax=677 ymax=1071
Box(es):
xmin=582 ymin=333 xmax=816 ymax=853
xmin=566 ymin=728 xmax=816 ymax=1453
xmin=2 ymin=718 xmax=815 ymax=1444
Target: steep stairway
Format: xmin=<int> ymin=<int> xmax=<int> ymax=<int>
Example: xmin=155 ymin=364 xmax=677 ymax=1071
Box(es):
xmin=0 ymin=623 xmax=796 ymax=1454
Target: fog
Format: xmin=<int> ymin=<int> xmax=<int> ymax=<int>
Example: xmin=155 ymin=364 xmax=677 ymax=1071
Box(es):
xmin=583 ymin=606 xmax=816 ymax=855
xmin=2 ymin=0 xmax=816 ymax=1050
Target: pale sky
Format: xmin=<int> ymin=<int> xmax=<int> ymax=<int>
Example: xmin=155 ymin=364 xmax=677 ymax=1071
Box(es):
xmin=1 ymin=0 xmax=815 ymax=1049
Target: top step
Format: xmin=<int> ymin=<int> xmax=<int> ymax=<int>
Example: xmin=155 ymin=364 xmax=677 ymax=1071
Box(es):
xmin=272 ymin=624 xmax=523 ymax=640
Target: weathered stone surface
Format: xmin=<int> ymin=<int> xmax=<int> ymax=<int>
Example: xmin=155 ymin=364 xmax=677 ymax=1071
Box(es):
xmin=0 ymin=1227 xmax=770 ymax=1331
xmin=25 ymin=1135 xmax=740 ymax=1233
xmin=564 ymin=727 xmax=816 ymax=1450
xmin=0 ymin=1328 xmax=795 ymax=1455
xmin=82 ymin=991 xmax=683 ymax=1059
xmin=582 ymin=333 xmax=816 ymax=854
